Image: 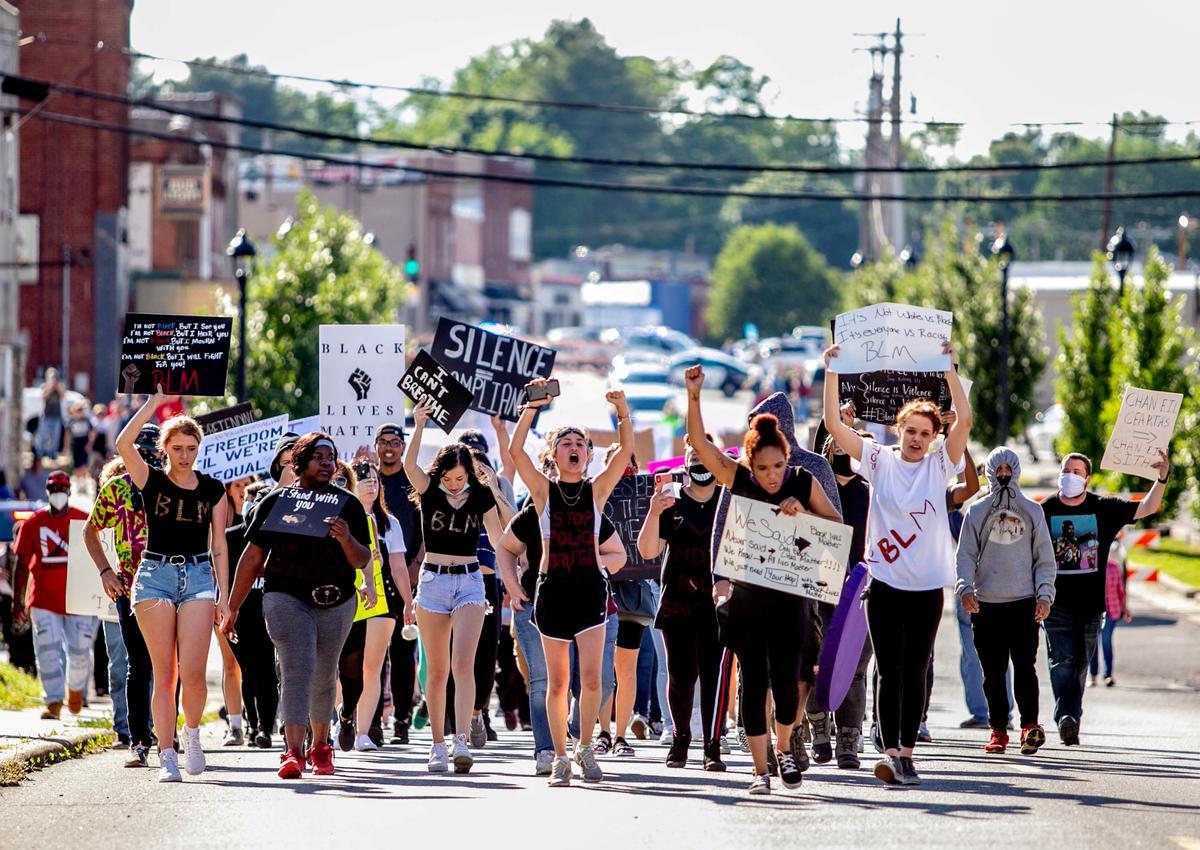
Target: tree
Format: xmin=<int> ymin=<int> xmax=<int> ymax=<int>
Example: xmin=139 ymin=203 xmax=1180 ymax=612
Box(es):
xmin=1054 ymin=257 xmax=1118 ymax=464
xmin=236 ymin=190 xmax=406 ymax=419
xmin=705 ymin=224 xmax=841 ymax=342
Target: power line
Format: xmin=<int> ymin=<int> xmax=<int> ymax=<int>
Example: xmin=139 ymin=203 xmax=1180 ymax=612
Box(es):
xmin=11 ymin=105 xmax=1200 ymax=205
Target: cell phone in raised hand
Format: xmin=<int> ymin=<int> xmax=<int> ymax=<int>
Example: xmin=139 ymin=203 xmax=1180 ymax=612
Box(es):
xmin=525 ymin=379 xmax=561 ymax=403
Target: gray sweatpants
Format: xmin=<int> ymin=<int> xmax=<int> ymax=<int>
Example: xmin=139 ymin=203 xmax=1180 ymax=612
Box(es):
xmin=263 ymin=592 xmax=356 ymax=727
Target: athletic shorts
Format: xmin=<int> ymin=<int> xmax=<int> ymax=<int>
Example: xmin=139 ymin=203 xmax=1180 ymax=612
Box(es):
xmin=532 ymin=570 xmax=610 ymax=643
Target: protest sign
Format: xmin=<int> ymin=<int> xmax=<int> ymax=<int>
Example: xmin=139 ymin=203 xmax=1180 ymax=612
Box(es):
xmin=602 ymin=473 xmax=681 ymax=582
xmin=431 ymin=318 xmax=556 ymax=422
xmin=713 ymin=494 xmax=851 ymax=604
xmin=1100 ymin=386 xmax=1183 ymax=480
xmin=319 ymin=324 xmax=406 ymax=449
xmin=196 ymin=414 xmax=288 ymax=483
xmin=262 ymin=487 xmax=350 ymax=538
xmin=118 ymin=313 xmax=232 ymax=396
xmin=65 ymin=521 xmax=118 ymax=623
xmin=587 ymin=428 xmax=657 ymax=473
xmin=837 ymin=371 xmax=952 ymax=424
xmin=196 ymin=402 xmax=255 ymax=435
xmin=398 ymin=350 xmax=474 ymax=432
xmin=288 ymin=415 xmax=321 ymax=436
xmin=831 ymin=303 xmax=952 ymax=374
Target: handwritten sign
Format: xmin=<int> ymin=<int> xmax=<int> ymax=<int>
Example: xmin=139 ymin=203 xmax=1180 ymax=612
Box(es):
xmin=118 ymin=313 xmax=232 ymax=396
xmin=196 ymin=402 xmax=255 ymax=436
xmin=601 ymin=473 xmax=680 ymax=582
xmin=319 ymin=324 xmax=406 ymax=449
xmin=1100 ymin=386 xmax=1183 ymax=480
xmin=262 ymin=487 xmax=350 ymax=538
xmin=196 ymin=414 xmax=288 ymax=483
xmin=431 ymin=318 xmax=556 ymax=422
xmin=831 ymin=303 xmax=952 ymax=374
xmin=838 ymin=371 xmax=952 ymax=424
xmin=713 ymin=494 xmax=851 ymax=604
xmin=65 ymin=520 xmax=118 ymax=623
xmin=398 ymin=350 xmax=474 ymax=433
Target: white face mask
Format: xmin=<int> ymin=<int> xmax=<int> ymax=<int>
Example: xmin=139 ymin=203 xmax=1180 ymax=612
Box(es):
xmin=1058 ymin=472 xmax=1087 ymax=498
xmin=48 ymin=492 xmax=69 ymax=510
xmin=440 ymin=482 xmax=469 ymax=498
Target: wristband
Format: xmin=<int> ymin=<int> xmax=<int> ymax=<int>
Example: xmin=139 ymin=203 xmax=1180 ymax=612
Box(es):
xmin=1158 ymin=473 xmax=1169 ymax=484
xmin=99 ymin=567 xmax=114 ymax=578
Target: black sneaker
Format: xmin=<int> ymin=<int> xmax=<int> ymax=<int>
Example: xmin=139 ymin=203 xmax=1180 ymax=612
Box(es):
xmin=124 ymin=745 xmax=149 ymax=768
xmin=775 ymin=750 xmax=803 ymax=789
xmin=788 ymin=726 xmax=811 ymax=772
xmin=1058 ymin=716 xmax=1080 ymax=746
xmin=391 ymin=720 xmax=409 ymax=745
xmin=871 ymin=721 xmax=885 ymax=754
xmin=115 ymin=733 xmax=131 ymax=747
xmin=367 ymin=724 xmax=384 ymax=748
xmin=254 ymin=730 xmax=273 ymax=749
xmin=766 ymin=747 xmax=778 ymax=775
xmin=337 ymin=714 xmax=356 ymax=752
xmin=810 ymin=711 xmax=833 ymax=764
xmin=898 ymin=756 xmax=921 ymax=785
xmin=483 ymin=712 xmax=498 ymax=742
xmin=703 ymin=741 xmax=727 ymax=772
xmin=665 ymin=734 xmax=690 ymax=768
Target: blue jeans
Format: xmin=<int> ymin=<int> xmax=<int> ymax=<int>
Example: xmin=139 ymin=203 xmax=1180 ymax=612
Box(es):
xmin=1043 ymin=606 xmax=1102 ymax=723
xmin=31 ymin=608 xmax=99 ymax=705
xmin=512 ymin=604 xmax=551 ymax=755
xmin=634 ymin=627 xmax=669 ymax=725
xmin=102 ymin=619 xmax=129 ymax=738
xmin=568 ymin=614 xmax=618 ymax=740
xmin=1089 ymin=615 xmax=1119 ymax=678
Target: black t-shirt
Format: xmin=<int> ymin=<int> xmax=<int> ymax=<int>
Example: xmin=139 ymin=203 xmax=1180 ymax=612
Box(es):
xmin=418 ymin=484 xmax=497 ymax=558
xmin=656 ymin=489 xmax=719 ymax=624
xmin=141 ymin=467 xmax=226 ymax=555
xmin=224 ymin=522 xmax=250 ymax=593
xmin=246 ymin=485 xmax=370 ymax=607
xmin=379 ymin=468 xmax=421 ymax=563
xmin=1041 ymin=492 xmax=1137 ymax=615
xmin=837 ymin=475 xmax=871 ymax=567
xmin=509 ymin=502 xmax=617 ymax=599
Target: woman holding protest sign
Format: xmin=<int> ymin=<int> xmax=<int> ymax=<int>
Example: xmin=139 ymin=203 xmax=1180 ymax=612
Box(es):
xmin=684 ymin=365 xmax=842 ymax=795
xmin=404 ymin=398 xmax=507 ymax=774
xmin=116 ymin=389 xmax=230 ymax=783
xmin=507 ymin=381 xmax=633 ymax=787
xmin=822 ymin=339 xmax=971 ymax=787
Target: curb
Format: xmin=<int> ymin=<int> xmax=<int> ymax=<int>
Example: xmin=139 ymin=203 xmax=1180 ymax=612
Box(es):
xmin=0 ymin=728 xmax=116 ymax=786
xmin=1155 ymin=571 xmax=1199 ymax=599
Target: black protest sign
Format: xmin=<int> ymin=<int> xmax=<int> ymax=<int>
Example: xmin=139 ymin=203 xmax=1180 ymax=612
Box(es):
xmin=398 ymin=350 xmax=474 ymax=433
xmin=262 ymin=487 xmax=350 ymax=538
xmin=118 ymin=313 xmax=232 ymax=397
xmin=602 ymin=472 xmax=682 ymax=583
xmin=837 ymin=371 xmax=951 ymax=425
xmin=195 ymin=402 xmax=255 ymax=435
xmin=431 ymin=318 xmax=556 ymax=422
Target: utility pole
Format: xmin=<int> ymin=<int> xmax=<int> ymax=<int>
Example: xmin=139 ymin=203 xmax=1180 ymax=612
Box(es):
xmin=886 ymin=18 xmax=906 ymax=251
xmin=854 ymin=21 xmax=908 ymax=262
xmin=1100 ymin=113 xmax=1118 ymax=250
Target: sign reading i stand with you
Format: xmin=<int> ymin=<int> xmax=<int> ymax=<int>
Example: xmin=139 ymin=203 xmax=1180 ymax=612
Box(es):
xmin=398 ymin=350 xmax=474 ymax=433
xmin=262 ymin=487 xmax=350 ymax=538
xmin=1100 ymin=386 xmax=1183 ymax=480
xmin=431 ymin=318 xmax=556 ymax=422
xmin=319 ymin=324 xmax=406 ymax=450
xmin=196 ymin=414 xmax=289 ymax=483
xmin=118 ymin=313 xmax=232 ymax=396
xmin=602 ymin=473 xmax=681 ymax=582
xmin=831 ymin=302 xmax=953 ymax=374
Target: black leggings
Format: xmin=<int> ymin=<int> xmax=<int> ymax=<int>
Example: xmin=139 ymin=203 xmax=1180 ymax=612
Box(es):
xmin=474 ymin=572 xmax=502 ymax=712
xmin=372 ymin=623 xmax=417 ymax=729
xmin=338 ymin=620 xmax=368 ymax=722
xmin=228 ymin=589 xmax=279 ymax=734
xmin=727 ymin=584 xmax=806 ymax=738
xmin=662 ymin=615 xmax=733 ymax=746
xmin=116 ymin=595 xmax=154 ymax=748
xmin=866 ymin=579 xmax=942 ymax=750
xmin=972 ymin=598 xmax=1040 ymax=729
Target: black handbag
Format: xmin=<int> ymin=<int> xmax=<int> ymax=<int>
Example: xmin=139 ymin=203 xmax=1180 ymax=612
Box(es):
xmin=612 ymin=579 xmax=657 ymax=626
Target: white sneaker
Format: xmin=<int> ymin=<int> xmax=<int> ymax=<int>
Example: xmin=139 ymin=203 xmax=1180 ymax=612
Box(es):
xmin=157 ymin=748 xmax=182 ymax=783
xmin=719 ymin=736 xmax=731 ymax=755
xmin=452 ymin=733 xmax=474 ymax=773
xmin=659 ymin=725 xmax=675 ymax=746
xmin=427 ymin=742 xmax=449 ymax=773
xmin=548 ymin=755 xmax=572 ymax=787
xmin=354 ymin=734 xmax=380 ymax=751
xmin=535 ymin=749 xmax=555 ymax=776
xmin=182 ymin=726 xmax=205 ymax=776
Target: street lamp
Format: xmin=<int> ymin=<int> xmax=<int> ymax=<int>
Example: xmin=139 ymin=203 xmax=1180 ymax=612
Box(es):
xmin=226 ymin=228 xmax=257 ymax=403
xmin=1106 ymin=226 xmax=1135 ymax=296
xmin=991 ymin=234 xmax=1016 ymax=442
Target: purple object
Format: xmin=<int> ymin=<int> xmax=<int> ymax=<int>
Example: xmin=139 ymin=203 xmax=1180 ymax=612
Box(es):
xmin=814 ymin=563 xmax=870 ymax=712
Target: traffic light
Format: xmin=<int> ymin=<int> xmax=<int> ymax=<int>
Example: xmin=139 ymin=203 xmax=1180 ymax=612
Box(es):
xmin=404 ymin=244 xmax=419 ymax=280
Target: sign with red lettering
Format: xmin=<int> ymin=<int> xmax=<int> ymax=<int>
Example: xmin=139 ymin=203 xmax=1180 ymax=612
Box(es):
xmin=431 ymin=318 xmax=556 ymax=422
xmin=118 ymin=313 xmax=232 ymax=397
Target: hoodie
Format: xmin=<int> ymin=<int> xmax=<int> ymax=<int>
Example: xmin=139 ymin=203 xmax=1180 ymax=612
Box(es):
xmin=955 ymin=447 xmax=1056 ymax=604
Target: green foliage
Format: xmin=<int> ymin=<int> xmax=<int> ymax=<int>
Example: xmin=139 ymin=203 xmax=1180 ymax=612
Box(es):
xmin=0 ymin=661 xmax=41 ymax=710
xmin=706 ymin=224 xmax=841 ymax=342
xmin=1055 ymin=257 xmax=1119 ymax=464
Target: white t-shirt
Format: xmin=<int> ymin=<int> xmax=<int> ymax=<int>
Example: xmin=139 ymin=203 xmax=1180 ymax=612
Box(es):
xmin=859 ymin=442 xmax=958 ymax=590
xmin=381 ymin=514 xmax=406 ymax=558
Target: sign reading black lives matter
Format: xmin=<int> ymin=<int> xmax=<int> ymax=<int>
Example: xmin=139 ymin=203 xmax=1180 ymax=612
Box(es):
xmin=319 ymin=324 xmax=406 ymax=452
xmin=118 ymin=313 xmax=232 ymax=396
xmin=262 ymin=487 xmax=350 ymax=538
xmin=602 ymin=473 xmax=682 ymax=583
xmin=398 ymin=350 xmax=474 ymax=433
xmin=431 ymin=318 xmax=556 ymax=423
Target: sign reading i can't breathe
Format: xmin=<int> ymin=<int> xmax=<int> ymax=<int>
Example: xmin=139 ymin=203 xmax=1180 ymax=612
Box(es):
xmin=431 ymin=318 xmax=556 ymax=422
xmin=118 ymin=313 xmax=232 ymax=396
xmin=319 ymin=324 xmax=406 ymax=450
xmin=398 ymin=350 xmax=474 ymax=433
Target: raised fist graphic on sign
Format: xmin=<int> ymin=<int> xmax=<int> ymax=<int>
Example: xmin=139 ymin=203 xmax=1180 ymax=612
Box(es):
xmin=348 ymin=368 xmax=372 ymax=401
xmin=121 ymin=363 xmax=142 ymax=394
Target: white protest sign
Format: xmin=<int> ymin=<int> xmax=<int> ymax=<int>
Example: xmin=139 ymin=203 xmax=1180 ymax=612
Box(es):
xmin=832 ymin=302 xmax=953 ymax=373
xmin=714 ymin=494 xmax=852 ymax=604
xmin=288 ymin=415 xmax=321 ymax=436
xmin=196 ymin=414 xmax=288 ymax=483
xmin=65 ymin=520 xmax=118 ymax=623
xmin=319 ymin=325 xmax=406 ymax=453
xmin=1100 ymin=386 xmax=1183 ymax=480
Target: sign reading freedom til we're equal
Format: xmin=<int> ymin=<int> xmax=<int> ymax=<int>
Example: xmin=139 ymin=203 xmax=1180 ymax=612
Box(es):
xmin=118 ymin=313 xmax=232 ymax=396
xmin=196 ymin=414 xmax=288 ymax=483
xmin=431 ymin=318 xmax=556 ymax=422
xmin=398 ymin=350 xmax=474 ymax=433
xmin=714 ymin=494 xmax=852 ymax=605
xmin=831 ymin=303 xmax=952 ymax=374
xmin=1100 ymin=386 xmax=1184 ymax=480
xmin=319 ymin=324 xmax=406 ymax=449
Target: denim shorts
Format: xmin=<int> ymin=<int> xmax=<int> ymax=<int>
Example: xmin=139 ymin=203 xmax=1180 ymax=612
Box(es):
xmin=415 ymin=568 xmax=486 ymax=616
xmin=131 ymin=555 xmax=217 ymax=608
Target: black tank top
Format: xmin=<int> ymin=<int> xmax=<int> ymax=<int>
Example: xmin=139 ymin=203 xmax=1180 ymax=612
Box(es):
xmin=541 ymin=478 xmax=603 ymax=575
xmin=731 ymin=464 xmax=814 ymax=511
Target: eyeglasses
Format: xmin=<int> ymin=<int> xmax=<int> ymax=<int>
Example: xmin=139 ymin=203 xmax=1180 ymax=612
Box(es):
xmin=376 ymin=439 xmax=403 ymax=449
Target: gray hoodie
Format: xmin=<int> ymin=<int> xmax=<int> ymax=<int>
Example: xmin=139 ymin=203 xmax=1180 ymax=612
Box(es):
xmin=955 ymin=447 xmax=1056 ymax=604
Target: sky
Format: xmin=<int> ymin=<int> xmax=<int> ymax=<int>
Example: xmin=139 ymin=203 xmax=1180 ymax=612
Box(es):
xmin=130 ymin=0 xmax=1200 ymax=158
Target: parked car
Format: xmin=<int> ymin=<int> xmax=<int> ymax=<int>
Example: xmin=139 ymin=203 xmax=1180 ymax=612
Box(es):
xmin=1 ymin=499 xmax=43 ymax=544
xmin=667 ymin=349 xmax=756 ymax=397
xmin=600 ymin=326 xmax=697 ymax=357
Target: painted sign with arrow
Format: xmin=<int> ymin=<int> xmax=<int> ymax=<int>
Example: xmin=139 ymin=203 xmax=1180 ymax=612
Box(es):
xmin=1100 ymin=385 xmax=1183 ymax=480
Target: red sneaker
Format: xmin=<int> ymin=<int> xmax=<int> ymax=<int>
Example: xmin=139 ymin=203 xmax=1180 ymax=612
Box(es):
xmin=308 ymin=742 xmax=336 ymax=775
xmin=278 ymin=749 xmax=304 ymax=779
xmin=983 ymin=729 xmax=1009 ymax=754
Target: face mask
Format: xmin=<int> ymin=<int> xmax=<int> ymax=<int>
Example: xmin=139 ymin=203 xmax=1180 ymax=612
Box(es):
xmin=831 ymin=454 xmax=853 ymax=476
xmin=241 ymin=501 xmax=255 ymax=518
xmin=1058 ymin=472 xmax=1087 ymax=498
xmin=995 ymin=474 xmax=1013 ymax=489
xmin=687 ymin=464 xmax=714 ymax=485
xmin=48 ymin=492 xmax=69 ymax=510
xmin=440 ymin=482 xmax=469 ymax=497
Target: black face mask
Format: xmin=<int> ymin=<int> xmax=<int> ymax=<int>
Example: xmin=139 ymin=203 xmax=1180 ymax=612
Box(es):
xmin=995 ymin=474 xmax=1013 ymax=489
xmin=831 ymin=454 xmax=853 ymax=475
xmin=687 ymin=464 xmax=714 ymax=485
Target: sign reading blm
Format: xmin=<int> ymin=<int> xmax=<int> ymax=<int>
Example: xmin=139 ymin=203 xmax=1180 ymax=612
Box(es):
xmin=831 ymin=302 xmax=952 ymax=374
xmin=118 ymin=313 xmax=232 ymax=396
xmin=319 ymin=324 xmax=406 ymax=450
xmin=714 ymin=494 xmax=852 ymax=605
xmin=431 ymin=318 xmax=556 ymax=422
xmin=1100 ymin=385 xmax=1183 ymax=480
xmin=398 ymin=350 xmax=474 ymax=433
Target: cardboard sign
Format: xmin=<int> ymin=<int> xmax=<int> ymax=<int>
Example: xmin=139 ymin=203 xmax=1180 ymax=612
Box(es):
xmin=319 ymin=324 xmax=406 ymax=449
xmin=838 ymin=371 xmax=952 ymax=425
xmin=118 ymin=313 xmax=232 ymax=396
xmin=262 ymin=487 xmax=350 ymax=538
xmin=196 ymin=402 xmax=255 ymax=436
xmin=431 ymin=318 xmax=556 ymax=422
xmin=1100 ymin=386 xmax=1183 ymax=480
xmin=713 ymin=494 xmax=851 ymax=604
xmin=602 ymin=473 xmax=681 ymax=582
xmin=65 ymin=520 xmax=118 ymax=623
xmin=831 ymin=303 xmax=952 ymax=374
xmin=587 ymin=428 xmax=657 ymax=473
xmin=398 ymin=350 xmax=474 ymax=433
xmin=196 ymin=414 xmax=289 ymax=483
